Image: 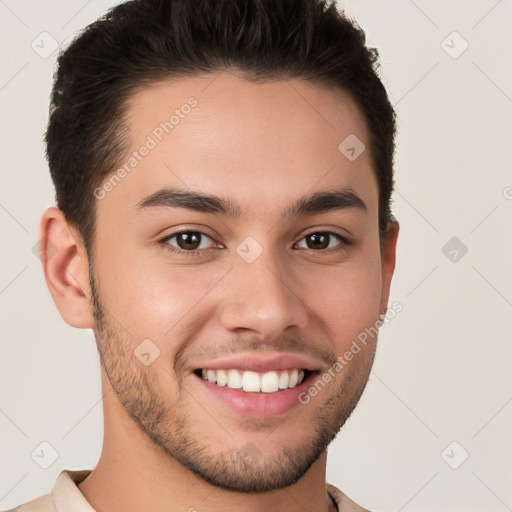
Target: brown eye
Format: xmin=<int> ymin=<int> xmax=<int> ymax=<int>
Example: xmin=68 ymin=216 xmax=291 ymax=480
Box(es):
xmin=306 ymin=233 xmax=330 ymax=250
xmin=297 ymin=231 xmax=348 ymax=251
xmin=163 ymin=231 xmax=215 ymax=253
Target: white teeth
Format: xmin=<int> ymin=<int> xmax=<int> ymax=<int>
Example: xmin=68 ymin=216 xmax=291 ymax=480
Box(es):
xmin=278 ymin=372 xmax=289 ymax=389
xmin=227 ymin=369 xmax=242 ymax=389
xmin=216 ymin=369 xmax=228 ymax=386
xmin=242 ymin=371 xmax=260 ymax=392
xmin=199 ymin=368 xmax=307 ymax=393
xmin=261 ymin=371 xmax=279 ymax=393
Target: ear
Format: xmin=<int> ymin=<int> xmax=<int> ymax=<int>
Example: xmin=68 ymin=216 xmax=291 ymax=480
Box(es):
xmin=379 ymin=219 xmax=399 ymax=315
xmin=38 ymin=207 xmax=95 ymax=329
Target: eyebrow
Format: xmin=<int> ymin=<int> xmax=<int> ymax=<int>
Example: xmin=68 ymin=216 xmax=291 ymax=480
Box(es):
xmin=135 ymin=186 xmax=367 ymax=218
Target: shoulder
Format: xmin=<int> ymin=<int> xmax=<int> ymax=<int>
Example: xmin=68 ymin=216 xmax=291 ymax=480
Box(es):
xmin=326 ymin=482 xmax=373 ymax=512
xmin=2 ymin=492 xmax=55 ymax=512
xmin=2 ymin=469 xmax=93 ymax=512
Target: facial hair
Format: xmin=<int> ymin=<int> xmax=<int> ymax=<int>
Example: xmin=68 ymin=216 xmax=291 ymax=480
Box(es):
xmin=88 ymin=269 xmax=376 ymax=493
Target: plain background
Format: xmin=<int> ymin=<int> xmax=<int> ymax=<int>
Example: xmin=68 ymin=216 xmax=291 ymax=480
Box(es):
xmin=0 ymin=1 xmax=511 ymax=511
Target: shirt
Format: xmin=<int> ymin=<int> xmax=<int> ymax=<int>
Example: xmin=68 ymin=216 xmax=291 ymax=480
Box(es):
xmin=3 ymin=469 xmax=371 ymax=512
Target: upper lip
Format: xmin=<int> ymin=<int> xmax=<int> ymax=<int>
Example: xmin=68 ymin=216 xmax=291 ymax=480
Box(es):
xmin=194 ymin=353 xmax=322 ymax=373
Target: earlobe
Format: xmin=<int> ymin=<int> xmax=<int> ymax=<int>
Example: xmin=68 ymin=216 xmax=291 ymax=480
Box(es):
xmin=379 ymin=220 xmax=399 ymax=315
xmin=38 ymin=207 xmax=95 ymax=329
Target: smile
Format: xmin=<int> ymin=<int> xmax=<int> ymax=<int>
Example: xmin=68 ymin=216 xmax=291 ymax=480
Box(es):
xmin=196 ymin=368 xmax=310 ymax=393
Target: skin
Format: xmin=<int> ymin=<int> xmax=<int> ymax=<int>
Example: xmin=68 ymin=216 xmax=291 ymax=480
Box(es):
xmin=40 ymin=72 xmax=399 ymax=512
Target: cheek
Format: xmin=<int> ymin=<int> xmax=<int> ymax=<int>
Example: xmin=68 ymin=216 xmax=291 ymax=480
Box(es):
xmin=95 ymin=240 xmax=226 ymax=340
xmin=308 ymin=249 xmax=382 ymax=349
xmin=94 ymin=224 xmax=383 ymax=352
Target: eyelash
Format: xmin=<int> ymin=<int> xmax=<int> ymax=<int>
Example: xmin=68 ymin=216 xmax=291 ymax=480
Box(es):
xmin=158 ymin=229 xmax=353 ymax=256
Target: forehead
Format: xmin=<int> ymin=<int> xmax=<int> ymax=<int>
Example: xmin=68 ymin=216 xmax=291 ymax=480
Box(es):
xmin=99 ymin=72 xmax=377 ymax=220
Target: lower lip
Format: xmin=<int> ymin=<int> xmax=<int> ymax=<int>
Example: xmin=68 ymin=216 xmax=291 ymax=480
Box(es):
xmin=193 ymin=372 xmax=316 ymax=417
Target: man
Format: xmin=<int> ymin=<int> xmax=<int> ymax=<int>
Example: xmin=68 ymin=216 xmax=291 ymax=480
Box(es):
xmin=9 ymin=0 xmax=399 ymax=510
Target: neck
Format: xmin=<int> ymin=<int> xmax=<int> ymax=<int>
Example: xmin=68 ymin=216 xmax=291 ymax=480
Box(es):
xmin=78 ymin=383 xmax=337 ymax=512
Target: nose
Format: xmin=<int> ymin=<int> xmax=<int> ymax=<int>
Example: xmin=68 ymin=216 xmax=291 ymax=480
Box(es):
xmin=218 ymin=248 xmax=309 ymax=340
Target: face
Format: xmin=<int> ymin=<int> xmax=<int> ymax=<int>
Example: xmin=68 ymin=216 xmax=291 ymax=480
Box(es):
xmin=88 ymin=72 xmax=397 ymax=492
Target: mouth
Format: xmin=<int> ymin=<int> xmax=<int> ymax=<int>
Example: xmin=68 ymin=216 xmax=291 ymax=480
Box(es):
xmin=193 ymin=367 xmax=314 ymax=393
xmin=190 ymin=353 xmax=323 ymax=417
xmin=191 ymin=365 xmax=320 ymax=417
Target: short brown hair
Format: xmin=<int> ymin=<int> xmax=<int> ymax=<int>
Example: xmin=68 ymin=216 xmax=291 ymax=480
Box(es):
xmin=45 ymin=0 xmax=396 ymax=260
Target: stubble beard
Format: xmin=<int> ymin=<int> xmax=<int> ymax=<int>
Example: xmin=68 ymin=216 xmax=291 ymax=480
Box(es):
xmin=88 ymin=271 xmax=375 ymax=493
